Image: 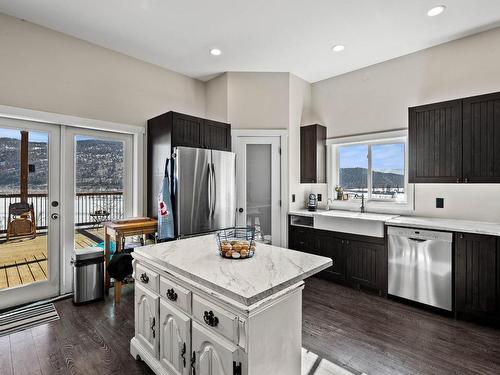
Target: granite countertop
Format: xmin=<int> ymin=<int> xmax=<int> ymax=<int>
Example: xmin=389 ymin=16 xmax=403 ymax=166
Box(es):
xmin=133 ymin=235 xmax=332 ymax=306
xmin=385 ymin=216 xmax=500 ymax=236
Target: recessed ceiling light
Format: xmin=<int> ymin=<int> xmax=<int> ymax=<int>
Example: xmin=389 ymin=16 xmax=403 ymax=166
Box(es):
xmin=332 ymin=44 xmax=345 ymax=52
xmin=209 ymin=48 xmax=222 ymax=56
xmin=427 ymin=5 xmax=446 ymax=17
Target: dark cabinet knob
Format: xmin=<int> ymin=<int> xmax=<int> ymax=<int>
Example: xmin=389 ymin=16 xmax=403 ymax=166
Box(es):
xmin=166 ymin=288 xmax=178 ymax=301
xmin=203 ymin=310 xmax=219 ymax=327
xmin=238 ymin=208 xmax=244 ymax=213
xmin=140 ymin=273 xmax=149 ymax=283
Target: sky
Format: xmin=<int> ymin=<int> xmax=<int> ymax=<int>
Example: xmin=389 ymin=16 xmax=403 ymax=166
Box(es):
xmin=0 ymin=128 xmax=48 ymax=142
xmin=339 ymin=143 xmax=404 ymax=174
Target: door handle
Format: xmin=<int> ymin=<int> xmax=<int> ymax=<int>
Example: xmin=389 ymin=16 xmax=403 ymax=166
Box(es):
xmin=191 ymin=351 xmax=196 ymax=375
xmin=180 ymin=342 xmax=186 ymax=368
xmin=51 ymin=213 xmax=59 ymax=220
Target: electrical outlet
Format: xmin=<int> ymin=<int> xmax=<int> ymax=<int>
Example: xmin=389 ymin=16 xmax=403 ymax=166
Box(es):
xmin=292 ymin=194 xmax=295 ymax=203
xmin=436 ymin=198 xmax=444 ymax=208
xmin=317 ymin=193 xmax=322 ymax=202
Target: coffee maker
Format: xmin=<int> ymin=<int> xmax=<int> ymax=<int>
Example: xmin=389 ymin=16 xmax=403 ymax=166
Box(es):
xmin=307 ymin=194 xmax=317 ymax=211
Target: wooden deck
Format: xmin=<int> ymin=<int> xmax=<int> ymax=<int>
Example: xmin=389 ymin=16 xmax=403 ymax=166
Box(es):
xmin=0 ymin=228 xmax=104 ymax=290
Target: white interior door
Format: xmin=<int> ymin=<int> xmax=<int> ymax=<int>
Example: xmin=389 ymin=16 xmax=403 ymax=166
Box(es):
xmin=0 ymin=117 xmax=60 ymax=309
xmin=235 ymin=136 xmax=281 ymax=245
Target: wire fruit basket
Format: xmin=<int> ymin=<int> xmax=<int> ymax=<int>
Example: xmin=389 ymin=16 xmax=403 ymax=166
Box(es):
xmin=216 ymin=227 xmax=257 ymax=259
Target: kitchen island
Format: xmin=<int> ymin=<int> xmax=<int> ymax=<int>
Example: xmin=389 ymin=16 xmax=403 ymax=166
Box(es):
xmin=130 ymin=234 xmax=332 ymax=375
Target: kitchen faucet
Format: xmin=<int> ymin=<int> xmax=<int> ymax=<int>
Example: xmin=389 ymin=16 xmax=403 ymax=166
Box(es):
xmin=353 ymin=193 xmax=365 ymax=212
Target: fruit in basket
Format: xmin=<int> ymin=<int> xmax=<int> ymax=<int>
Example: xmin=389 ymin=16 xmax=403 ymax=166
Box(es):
xmin=240 ymin=249 xmax=248 ymax=257
xmin=232 ymin=252 xmax=241 ymax=259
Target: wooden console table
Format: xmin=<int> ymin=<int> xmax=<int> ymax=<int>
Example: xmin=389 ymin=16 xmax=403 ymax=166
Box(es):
xmin=104 ymin=218 xmax=158 ymax=303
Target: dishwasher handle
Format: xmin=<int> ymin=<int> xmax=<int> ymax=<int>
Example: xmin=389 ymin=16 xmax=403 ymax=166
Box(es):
xmin=408 ymin=237 xmax=428 ymax=243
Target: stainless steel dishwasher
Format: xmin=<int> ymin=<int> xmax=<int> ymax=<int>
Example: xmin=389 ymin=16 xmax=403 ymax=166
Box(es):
xmin=387 ymin=226 xmax=453 ymax=311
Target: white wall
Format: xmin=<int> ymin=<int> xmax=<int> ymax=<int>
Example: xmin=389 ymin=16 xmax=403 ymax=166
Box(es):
xmin=226 ymin=72 xmax=289 ymax=129
xmin=311 ymin=27 xmax=500 ymax=222
xmin=0 ymin=13 xmax=206 ymax=126
xmin=288 ymin=74 xmax=327 ymax=210
xmin=205 ymin=73 xmax=228 ymax=122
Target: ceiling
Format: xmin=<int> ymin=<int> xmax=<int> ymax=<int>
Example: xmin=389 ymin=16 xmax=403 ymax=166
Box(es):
xmin=1 ymin=0 xmax=500 ymax=83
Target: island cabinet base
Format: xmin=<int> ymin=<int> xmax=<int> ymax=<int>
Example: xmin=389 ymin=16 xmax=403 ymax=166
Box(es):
xmin=130 ymin=258 xmax=305 ymax=375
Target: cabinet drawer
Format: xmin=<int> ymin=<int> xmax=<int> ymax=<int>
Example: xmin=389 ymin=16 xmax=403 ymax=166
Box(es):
xmin=159 ymin=276 xmax=192 ymax=314
xmin=192 ymin=295 xmax=238 ymax=344
xmin=135 ymin=263 xmax=159 ymax=293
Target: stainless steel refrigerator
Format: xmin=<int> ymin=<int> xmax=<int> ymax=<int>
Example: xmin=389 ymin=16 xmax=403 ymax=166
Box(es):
xmin=172 ymin=146 xmax=236 ymax=237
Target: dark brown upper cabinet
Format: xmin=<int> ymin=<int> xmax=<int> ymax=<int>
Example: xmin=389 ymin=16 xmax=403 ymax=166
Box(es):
xmin=300 ymin=124 xmax=326 ymax=183
xmin=409 ymin=99 xmax=463 ymax=183
xmin=170 ymin=112 xmax=205 ymax=148
xmin=204 ymin=119 xmax=231 ymax=151
xmin=462 ymin=92 xmax=500 ymax=183
xmin=409 ymin=90 xmax=500 ymax=183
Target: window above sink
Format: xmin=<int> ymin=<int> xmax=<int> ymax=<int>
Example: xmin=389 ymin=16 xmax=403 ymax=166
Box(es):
xmin=327 ymin=129 xmax=414 ymax=213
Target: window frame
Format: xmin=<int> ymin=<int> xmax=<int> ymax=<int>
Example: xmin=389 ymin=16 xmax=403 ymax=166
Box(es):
xmin=327 ymin=129 xmax=414 ymax=212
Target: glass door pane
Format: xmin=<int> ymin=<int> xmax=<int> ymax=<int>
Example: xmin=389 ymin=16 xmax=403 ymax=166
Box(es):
xmin=0 ymin=122 xmax=59 ymax=306
xmin=74 ymin=135 xmax=125 ymax=250
xmin=246 ymin=144 xmax=272 ymax=244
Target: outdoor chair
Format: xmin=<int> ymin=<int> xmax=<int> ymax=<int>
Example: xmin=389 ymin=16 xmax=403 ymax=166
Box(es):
xmin=6 ymin=202 xmax=37 ymax=241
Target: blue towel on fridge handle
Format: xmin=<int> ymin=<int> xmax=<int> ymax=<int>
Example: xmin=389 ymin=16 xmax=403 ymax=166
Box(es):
xmin=157 ymin=158 xmax=175 ymax=240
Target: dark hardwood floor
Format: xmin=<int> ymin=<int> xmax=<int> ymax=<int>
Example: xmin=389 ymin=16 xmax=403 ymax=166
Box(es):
xmin=302 ymin=277 xmax=500 ymax=375
xmin=2 ymin=277 xmax=500 ymax=375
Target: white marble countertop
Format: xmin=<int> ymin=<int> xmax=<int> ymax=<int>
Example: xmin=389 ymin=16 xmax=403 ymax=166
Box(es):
xmin=290 ymin=208 xmax=500 ymax=236
xmin=133 ymin=235 xmax=332 ymax=306
xmin=385 ymin=216 xmax=500 ymax=236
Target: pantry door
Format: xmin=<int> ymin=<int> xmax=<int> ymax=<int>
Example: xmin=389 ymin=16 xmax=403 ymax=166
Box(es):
xmin=0 ymin=117 xmax=61 ymax=310
xmin=234 ymin=136 xmax=281 ymax=246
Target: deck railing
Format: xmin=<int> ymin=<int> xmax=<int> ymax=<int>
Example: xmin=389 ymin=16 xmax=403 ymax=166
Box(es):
xmin=0 ymin=192 xmax=123 ymax=234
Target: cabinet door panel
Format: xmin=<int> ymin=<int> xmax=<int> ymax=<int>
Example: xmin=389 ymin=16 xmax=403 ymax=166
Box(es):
xmin=192 ymin=322 xmax=239 ymax=375
xmin=409 ymin=100 xmax=462 ymax=183
xmin=135 ymin=283 xmax=160 ymax=358
xmin=455 ymin=233 xmax=498 ymax=315
xmin=346 ymin=240 xmax=385 ymax=292
xmin=288 ymin=226 xmax=314 ymax=253
xmin=300 ymin=126 xmax=317 ymax=183
xmin=315 ymin=233 xmax=345 ymax=282
xmin=159 ymin=300 xmax=191 ymax=375
xmin=463 ymin=92 xmax=500 ymax=182
xmin=172 ymin=113 xmax=204 ymax=148
xmin=204 ymin=120 xmax=231 ymax=151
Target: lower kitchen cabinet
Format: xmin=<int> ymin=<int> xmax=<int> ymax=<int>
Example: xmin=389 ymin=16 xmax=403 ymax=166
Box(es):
xmin=159 ymin=300 xmax=191 ymax=375
xmin=192 ymin=322 xmax=241 ymax=375
xmin=289 ymin=223 xmax=386 ymax=295
xmin=135 ymin=283 xmax=160 ymax=358
xmin=455 ymin=232 xmax=500 ymax=324
xmin=346 ymin=240 xmax=386 ymax=295
xmin=314 ymin=232 xmax=346 ymax=282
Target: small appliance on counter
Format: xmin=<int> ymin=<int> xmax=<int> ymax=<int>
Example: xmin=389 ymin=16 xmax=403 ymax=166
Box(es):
xmin=307 ymin=194 xmax=317 ymax=211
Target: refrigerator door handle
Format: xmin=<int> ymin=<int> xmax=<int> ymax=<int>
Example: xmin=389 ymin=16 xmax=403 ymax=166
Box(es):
xmin=211 ymin=163 xmax=217 ymax=218
xmin=207 ymin=163 xmax=212 ymax=218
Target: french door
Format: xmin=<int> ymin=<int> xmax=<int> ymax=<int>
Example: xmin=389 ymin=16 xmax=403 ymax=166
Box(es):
xmin=235 ymin=136 xmax=281 ymax=246
xmin=0 ymin=117 xmax=60 ymax=309
xmin=62 ymin=127 xmax=133 ymax=294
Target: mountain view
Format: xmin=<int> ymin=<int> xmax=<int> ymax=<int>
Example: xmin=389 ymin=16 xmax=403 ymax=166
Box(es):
xmin=339 ymin=167 xmax=404 ymax=189
xmin=0 ymin=137 xmax=123 ymax=193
